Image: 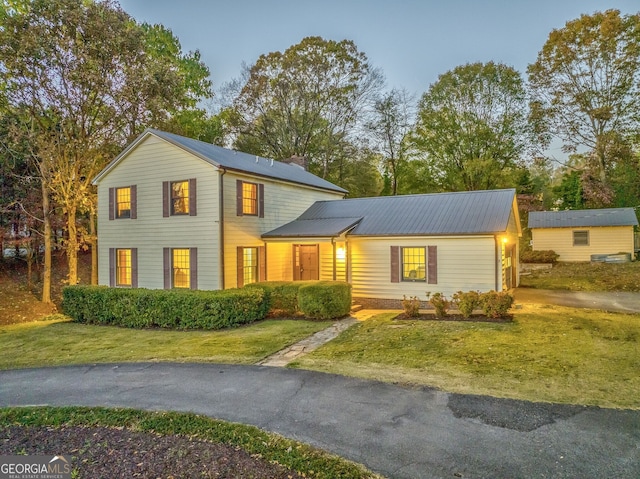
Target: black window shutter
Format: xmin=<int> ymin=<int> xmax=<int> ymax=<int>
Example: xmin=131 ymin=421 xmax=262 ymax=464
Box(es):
xmin=258 ymin=184 xmax=264 ymax=218
xmin=390 ymin=246 xmax=400 ymax=283
xmin=108 ymin=188 xmax=115 ymax=220
xmin=163 ymin=248 xmax=171 ymax=289
xmin=236 ymin=180 xmax=243 ymax=216
xmin=109 ymin=248 xmax=115 ymax=286
xmin=131 ymin=248 xmax=138 ymax=288
xmin=130 ymin=185 xmax=137 ymax=219
xmin=189 ymin=178 xmax=197 ymax=216
xmin=428 ymin=245 xmax=438 ymax=284
xmin=236 ymin=246 xmax=244 ymax=287
xmin=190 ymin=248 xmax=198 ymax=290
xmin=258 ymin=246 xmax=266 ymax=281
xmin=162 ymin=181 xmax=170 ymax=217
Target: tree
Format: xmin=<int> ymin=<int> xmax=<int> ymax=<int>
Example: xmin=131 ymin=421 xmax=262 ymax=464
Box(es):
xmin=365 ymin=89 xmax=415 ymax=195
xmin=528 ymin=10 xmax=640 ymax=182
xmin=412 ymin=62 xmax=535 ymax=191
xmin=227 ymin=36 xmax=383 ymax=185
xmin=0 ymin=0 xmax=213 ymax=297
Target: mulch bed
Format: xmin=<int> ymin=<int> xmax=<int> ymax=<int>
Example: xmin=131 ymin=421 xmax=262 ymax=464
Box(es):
xmin=0 ymin=425 xmax=304 ymax=479
xmin=395 ymin=313 xmax=512 ymax=323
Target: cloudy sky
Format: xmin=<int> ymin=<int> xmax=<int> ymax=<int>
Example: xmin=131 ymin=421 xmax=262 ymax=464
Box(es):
xmin=118 ymin=0 xmax=637 ymax=98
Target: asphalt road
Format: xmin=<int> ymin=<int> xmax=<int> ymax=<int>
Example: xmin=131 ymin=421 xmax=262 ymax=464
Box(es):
xmin=1 ymin=363 xmax=638 ymax=479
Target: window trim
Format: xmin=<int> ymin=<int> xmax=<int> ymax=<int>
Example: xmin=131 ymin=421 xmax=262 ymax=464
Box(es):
xmin=109 ymin=247 xmax=137 ymax=288
xmin=170 ymin=180 xmax=190 ymax=216
xmin=163 ymin=247 xmax=197 ymax=290
xmin=115 ymin=187 xmax=131 ymax=219
xmin=401 ymin=246 xmax=427 ymax=282
xmin=573 ymin=230 xmax=589 ymax=246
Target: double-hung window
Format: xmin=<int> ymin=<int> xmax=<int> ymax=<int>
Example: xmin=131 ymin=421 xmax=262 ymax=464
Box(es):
xmin=109 ymin=248 xmax=137 ymax=287
xmin=163 ymin=248 xmax=197 ymax=290
xmin=402 ymin=247 xmax=426 ymax=281
xmin=108 ymin=185 xmax=136 ymax=220
xmin=171 ymin=181 xmax=190 ymax=215
xmin=236 ymin=180 xmax=264 ymax=217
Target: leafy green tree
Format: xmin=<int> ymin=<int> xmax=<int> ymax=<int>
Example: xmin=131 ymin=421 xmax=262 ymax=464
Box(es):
xmin=528 ymin=10 xmax=640 ymax=182
xmin=365 ymin=89 xmax=415 ymax=195
xmin=227 ymin=36 xmax=383 ymax=184
xmin=0 ymin=0 xmax=213 ymax=298
xmin=413 ymin=62 xmax=535 ymax=192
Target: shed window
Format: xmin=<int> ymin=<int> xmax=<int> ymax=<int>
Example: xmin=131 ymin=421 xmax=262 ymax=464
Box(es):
xmin=573 ymin=230 xmax=589 ymax=246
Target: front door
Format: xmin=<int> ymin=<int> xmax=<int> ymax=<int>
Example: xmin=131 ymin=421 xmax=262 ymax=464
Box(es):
xmin=294 ymin=244 xmax=319 ymax=280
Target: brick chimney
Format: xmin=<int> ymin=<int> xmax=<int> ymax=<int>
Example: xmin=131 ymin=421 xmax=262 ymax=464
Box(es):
xmin=280 ymin=155 xmax=308 ymax=171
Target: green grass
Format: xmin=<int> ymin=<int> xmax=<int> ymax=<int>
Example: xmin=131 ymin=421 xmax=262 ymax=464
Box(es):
xmin=291 ymin=307 xmax=640 ymax=409
xmin=0 ymin=406 xmax=382 ymax=479
xmin=0 ymin=316 xmax=331 ymax=370
xmin=520 ymin=261 xmax=640 ymax=292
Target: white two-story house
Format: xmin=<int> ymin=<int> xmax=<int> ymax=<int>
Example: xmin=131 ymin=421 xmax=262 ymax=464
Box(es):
xmin=94 ymin=129 xmax=521 ymax=307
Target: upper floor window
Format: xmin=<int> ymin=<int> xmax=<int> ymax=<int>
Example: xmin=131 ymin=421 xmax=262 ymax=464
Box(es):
xmin=242 ymin=182 xmax=258 ymax=215
xmin=108 ymin=185 xmax=136 ymax=220
xmin=116 ymin=187 xmax=131 ymax=219
xmin=171 ymin=180 xmax=189 ymax=215
xmin=236 ymin=179 xmax=264 ymax=218
xmin=163 ymin=179 xmax=196 ymax=217
xmin=573 ymin=230 xmax=589 ymax=246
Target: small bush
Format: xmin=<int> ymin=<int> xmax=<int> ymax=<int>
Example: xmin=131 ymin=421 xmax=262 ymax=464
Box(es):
xmin=297 ymin=282 xmax=352 ymax=320
xmin=62 ymin=286 xmax=269 ymax=330
xmin=426 ymin=292 xmax=450 ymax=319
xmin=402 ymin=295 xmax=421 ymax=317
xmin=520 ymin=249 xmax=559 ymax=264
xmin=479 ymin=290 xmax=514 ymax=319
xmin=452 ymin=290 xmax=480 ymax=318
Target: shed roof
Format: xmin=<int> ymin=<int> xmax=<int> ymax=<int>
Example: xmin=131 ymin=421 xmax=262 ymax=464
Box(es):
xmin=93 ymin=129 xmax=347 ymax=194
xmin=263 ymin=189 xmax=517 ymax=238
xmin=528 ymin=208 xmax=638 ymax=229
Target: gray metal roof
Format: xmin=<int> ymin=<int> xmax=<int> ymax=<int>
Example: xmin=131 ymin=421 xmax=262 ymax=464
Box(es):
xmin=94 ymin=129 xmax=347 ymax=194
xmin=262 ymin=217 xmax=363 ymax=238
xmin=263 ymin=189 xmax=517 ymax=238
xmin=528 ymin=208 xmax=638 ymax=228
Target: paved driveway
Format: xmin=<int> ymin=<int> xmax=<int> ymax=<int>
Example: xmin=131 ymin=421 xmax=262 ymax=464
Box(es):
xmin=1 ymin=363 xmax=638 ymax=479
xmin=514 ymin=288 xmax=640 ymax=314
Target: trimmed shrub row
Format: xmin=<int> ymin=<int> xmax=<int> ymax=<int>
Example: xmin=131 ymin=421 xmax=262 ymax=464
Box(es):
xmin=245 ymin=281 xmax=352 ymax=320
xmin=63 ymin=281 xmax=352 ymax=329
xmin=63 ymin=286 xmax=268 ymax=330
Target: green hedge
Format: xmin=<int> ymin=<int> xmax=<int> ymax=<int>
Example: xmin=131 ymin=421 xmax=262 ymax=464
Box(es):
xmin=246 ymin=280 xmax=352 ymax=319
xmin=244 ymin=281 xmax=306 ymax=316
xmin=62 ymin=286 xmax=268 ymax=330
xmin=298 ymin=281 xmax=352 ymax=320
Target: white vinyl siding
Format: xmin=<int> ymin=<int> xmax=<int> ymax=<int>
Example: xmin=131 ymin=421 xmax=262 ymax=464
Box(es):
xmin=349 ymin=236 xmax=496 ymax=299
xmin=97 ymin=135 xmax=219 ymax=289
xmin=532 ymin=226 xmax=635 ymax=262
xmin=222 ymin=172 xmax=343 ymax=288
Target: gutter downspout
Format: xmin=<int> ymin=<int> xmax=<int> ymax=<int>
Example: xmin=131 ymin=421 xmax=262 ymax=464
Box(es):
xmin=494 ymin=235 xmax=500 ymax=291
xmin=219 ymin=168 xmax=226 ymax=289
xmin=332 ymin=238 xmax=337 ymax=281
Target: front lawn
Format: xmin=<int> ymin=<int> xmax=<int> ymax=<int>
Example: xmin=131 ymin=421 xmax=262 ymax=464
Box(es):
xmin=291 ymin=306 xmax=640 ymax=409
xmin=0 ymin=316 xmax=331 ymax=370
xmin=520 ymin=261 xmax=640 ymax=292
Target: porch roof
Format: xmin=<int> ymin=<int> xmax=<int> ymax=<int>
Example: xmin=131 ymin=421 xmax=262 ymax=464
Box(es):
xmin=262 ymin=217 xmax=362 ymax=238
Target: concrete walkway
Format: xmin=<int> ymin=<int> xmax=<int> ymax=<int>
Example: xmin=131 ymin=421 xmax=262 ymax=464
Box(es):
xmin=1 ymin=363 xmax=638 ymax=479
xmin=258 ymin=309 xmax=393 ymax=367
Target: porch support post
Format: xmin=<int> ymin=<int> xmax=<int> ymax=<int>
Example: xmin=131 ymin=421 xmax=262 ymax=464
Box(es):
xmin=332 ymin=239 xmax=337 ymax=281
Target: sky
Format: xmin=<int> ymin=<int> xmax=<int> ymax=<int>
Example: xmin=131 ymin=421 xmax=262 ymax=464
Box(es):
xmin=117 ymin=0 xmax=639 ymax=100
